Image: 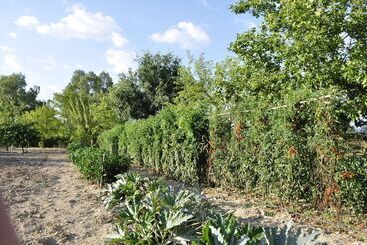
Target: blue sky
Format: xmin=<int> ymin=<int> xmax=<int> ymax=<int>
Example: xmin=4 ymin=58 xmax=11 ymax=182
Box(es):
xmin=0 ymin=0 xmax=258 ymax=100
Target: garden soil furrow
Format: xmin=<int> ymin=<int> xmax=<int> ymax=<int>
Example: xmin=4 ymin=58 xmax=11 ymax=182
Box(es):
xmin=0 ymin=148 xmax=113 ymax=245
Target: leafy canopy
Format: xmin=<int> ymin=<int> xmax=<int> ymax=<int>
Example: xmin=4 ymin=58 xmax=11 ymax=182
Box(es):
xmin=54 ymin=70 xmax=116 ymax=144
xmin=230 ymin=0 xmax=367 ymax=126
xmin=110 ymin=51 xmax=181 ymax=121
xmin=0 ymin=73 xmax=40 ymax=124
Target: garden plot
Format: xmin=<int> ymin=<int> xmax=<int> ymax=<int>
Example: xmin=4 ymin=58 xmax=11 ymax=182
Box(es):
xmin=0 ymin=148 xmax=113 ymax=244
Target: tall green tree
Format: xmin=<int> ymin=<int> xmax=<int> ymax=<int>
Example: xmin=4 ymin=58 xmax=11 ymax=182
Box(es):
xmin=54 ymin=70 xmax=116 ymax=144
xmin=110 ymin=51 xmax=182 ymax=121
xmin=21 ymin=104 xmax=67 ymax=147
xmin=230 ymin=0 xmax=367 ymax=128
xmin=110 ymin=72 xmax=150 ymax=122
xmin=137 ymin=52 xmax=181 ymax=112
xmin=175 ymin=54 xmax=241 ymax=110
xmin=0 ymin=73 xmax=40 ymax=124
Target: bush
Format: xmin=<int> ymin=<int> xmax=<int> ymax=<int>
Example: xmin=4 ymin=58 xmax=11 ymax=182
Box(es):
xmin=68 ymin=144 xmax=130 ymax=184
xmin=0 ymin=123 xmax=40 ymax=151
xmin=208 ymin=89 xmax=344 ymax=203
xmin=66 ymin=141 xmax=85 ymax=162
xmin=335 ymin=156 xmax=367 ymax=214
xmin=99 ymin=89 xmax=367 ymax=213
xmin=99 ymin=104 xmax=208 ymax=185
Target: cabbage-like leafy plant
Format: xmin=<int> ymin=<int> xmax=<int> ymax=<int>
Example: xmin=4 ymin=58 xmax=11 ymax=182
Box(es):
xmin=193 ymin=213 xmax=264 ymax=245
xmin=104 ymin=173 xmax=206 ymax=244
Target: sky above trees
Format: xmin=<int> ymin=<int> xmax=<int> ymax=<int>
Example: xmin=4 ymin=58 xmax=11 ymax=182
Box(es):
xmin=0 ymin=0 xmax=257 ymax=100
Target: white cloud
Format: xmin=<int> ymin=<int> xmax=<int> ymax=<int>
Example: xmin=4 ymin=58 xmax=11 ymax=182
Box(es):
xmin=0 ymin=46 xmax=14 ymax=53
xmin=0 ymin=46 xmax=22 ymax=71
xmin=106 ymin=48 xmax=136 ymax=73
xmin=111 ymin=31 xmax=128 ymax=47
xmin=3 ymin=54 xmax=22 ymax=71
xmin=16 ymin=4 xmax=127 ymax=47
xmin=150 ymin=21 xmax=210 ymax=49
xmin=28 ymin=56 xmax=70 ymax=71
xmin=6 ymin=32 xmax=18 ymax=39
xmin=15 ymin=16 xmax=40 ymax=28
xmin=199 ymin=0 xmax=209 ymax=8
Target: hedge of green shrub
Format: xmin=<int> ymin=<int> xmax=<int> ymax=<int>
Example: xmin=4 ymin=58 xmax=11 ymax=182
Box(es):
xmin=67 ymin=143 xmax=130 ymax=183
xmin=99 ymin=104 xmax=208 ymax=185
xmin=99 ymin=92 xmax=367 ymax=213
xmin=207 ymin=91 xmax=367 ymax=213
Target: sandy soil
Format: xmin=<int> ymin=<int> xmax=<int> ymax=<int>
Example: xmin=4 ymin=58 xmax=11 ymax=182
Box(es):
xmin=0 ymin=148 xmax=113 ymax=245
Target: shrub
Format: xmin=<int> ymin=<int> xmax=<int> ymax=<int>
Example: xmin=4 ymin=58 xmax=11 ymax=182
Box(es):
xmin=207 ymin=89 xmax=345 ymax=204
xmin=99 ymin=89 xmax=367 ymax=213
xmin=335 ymin=156 xmax=367 ymax=214
xmin=0 ymin=123 xmax=40 ymax=151
xmin=66 ymin=141 xmax=85 ymax=160
xmin=99 ymin=104 xmax=209 ymax=185
xmin=68 ymin=145 xmax=130 ymax=184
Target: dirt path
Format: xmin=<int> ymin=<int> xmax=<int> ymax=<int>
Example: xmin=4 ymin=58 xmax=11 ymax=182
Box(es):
xmin=0 ymin=149 xmax=112 ymax=245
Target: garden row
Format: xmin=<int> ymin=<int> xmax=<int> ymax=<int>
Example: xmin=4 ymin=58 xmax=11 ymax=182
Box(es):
xmin=101 ymin=172 xmax=320 ymax=244
xmin=98 ymin=92 xmax=367 ymax=214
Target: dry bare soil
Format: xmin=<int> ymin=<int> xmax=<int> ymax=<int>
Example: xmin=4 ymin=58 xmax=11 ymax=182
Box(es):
xmin=0 ymin=148 xmax=112 ymax=245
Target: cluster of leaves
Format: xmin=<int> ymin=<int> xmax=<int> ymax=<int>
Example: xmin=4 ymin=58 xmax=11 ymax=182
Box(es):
xmin=0 ymin=73 xmax=41 ymax=125
xmin=0 ymin=123 xmax=40 ymax=151
xmin=67 ymin=143 xmax=130 ymax=183
xmin=54 ymin=70 xmax=117 ymax=145
xmin=21 ymin=104 xmax=68 ymax=147
xmin=335 ymin=156 xmax=367 ymax=213
xmin=98 ymin=103 xmax=209 ymax=185
xmin=103 ymin=172 xmax=265 ymax=244
xmin=109 ymin=52 xmax=182 ymax=122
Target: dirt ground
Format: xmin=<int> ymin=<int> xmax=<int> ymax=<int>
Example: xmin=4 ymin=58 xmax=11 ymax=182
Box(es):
xmin=0 ymin=148 xmax=113 ymax=245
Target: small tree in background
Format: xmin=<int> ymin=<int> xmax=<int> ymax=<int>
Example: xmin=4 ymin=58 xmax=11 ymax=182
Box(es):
xmin=21 ymin=104 xmax=67 ymax=147
xmin=0 ymin=123 xmax=40 ymax=152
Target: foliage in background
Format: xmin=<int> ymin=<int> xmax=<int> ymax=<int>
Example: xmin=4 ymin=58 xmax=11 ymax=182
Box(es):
xmin=0 ymin=73 xmax=41 ymax=124
xmin=0 ymin=123 xmax=40 ymax=151
xmin=109 ymin=51 xmax=182 ymax=122
xmin=230 ymin=0 xmax=367 ymax=128
xmin=21 ymin=104 xmax=67 ymax=147
xmin=207 ymin=87 xmax=344 ymax=203
xmin=54 ymin=70 xmax=117 ymax=145
xmin=99 ymin=103 xmax=209 ymax=185
xmin=67 ymin=143 xmax=130 ymax=184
